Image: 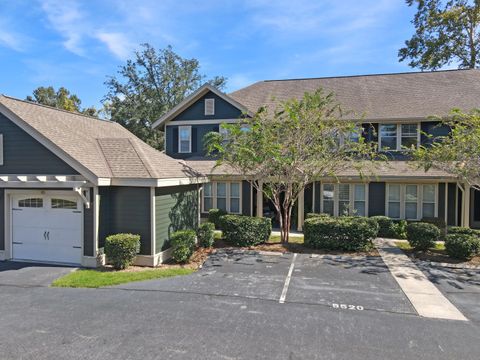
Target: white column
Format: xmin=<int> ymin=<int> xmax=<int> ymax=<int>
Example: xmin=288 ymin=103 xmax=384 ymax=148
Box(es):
xmin=297 ymin=188 xmax=305 ymax=231
xmin=256 ymin=181 xmax=263 ymax=218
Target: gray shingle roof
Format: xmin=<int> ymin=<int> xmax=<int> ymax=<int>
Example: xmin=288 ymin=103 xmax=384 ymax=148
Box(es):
xmin=229 ymin=69 xmax=480 ymax=120
xmin=0 ymin=95 xmax=199 ymax=180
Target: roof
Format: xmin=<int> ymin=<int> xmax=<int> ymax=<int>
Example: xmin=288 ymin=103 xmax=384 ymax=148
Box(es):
xmin=229 ymin=69 xmax=480 ymax=121
xmin=0 ymin=95 xmax=204 ymax=183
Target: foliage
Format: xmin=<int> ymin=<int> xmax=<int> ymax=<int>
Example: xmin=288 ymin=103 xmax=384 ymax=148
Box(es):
xmin=305 ymin=213 xmax=331 ymax=219
xmin=26 ymin=86 xmax=98 ymax=116
xmin=445 ymin=233 xmax=480 ymax=259
xmin=370 ymin=216 xmax=407 ymax=239
xmin=171 ymin=230 xmax=196 ymax=263
xmin=197 ymin=222 xmax=215 ymax=248
xmin=406 ymin=222 xmax=440 ymax=251
xmin=104 ymin=233 xmax=140 ymax=270
xmin=304 ymin=216 xmax=379 ymax=251
xmin=448 ymin=226 xmax=480 ymax=237
xmin=208 ymin=208 xmax=228 ymax=229
xmin=220 ymin=215 xmax=272 ymax=246
xmin=104 ymin=44 xmax=226 ymax=150
xmin=399 ymin=0 xmax=480 ymax=70
xmin=204 ymin=88 xmax=381 ymax=243
xmin=51 ymin=268 xmax=193 ymax=288
xmin=421 ymin=217 xmax=447 ymax=238
xmin=414 ymin=110 xmax=480 ymax=189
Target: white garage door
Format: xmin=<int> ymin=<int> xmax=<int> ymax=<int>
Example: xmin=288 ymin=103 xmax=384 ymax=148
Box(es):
xmin=12 ymin=193 xmax=83 ymax=264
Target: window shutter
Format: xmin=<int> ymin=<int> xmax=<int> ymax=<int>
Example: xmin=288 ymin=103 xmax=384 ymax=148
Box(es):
xmin=173 ymin=127 xmax=179 ymax=154
xmin=213 ymin=125 xmax=220 ymax=132
xmin=205 ymin=99 xmax=215 ymax=116
xmin=191 ymin=127 xmax=198 ymax=153
xmin=0 ymin=134 xmax=3 ymax=165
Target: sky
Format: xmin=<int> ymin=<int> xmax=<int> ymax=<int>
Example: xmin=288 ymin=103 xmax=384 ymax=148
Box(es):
xmin=0 ymin=0 xmax=420 ymax=109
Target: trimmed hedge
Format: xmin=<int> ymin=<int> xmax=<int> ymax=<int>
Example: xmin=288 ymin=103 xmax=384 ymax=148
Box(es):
xmin=105 ymin=233 xmax=140 ymax=270
xmin=448 ymin=226 xmax=480 ymax=237
xmin=171 ymin=230 xmax=196 ymax=263
xmin=220 ymin=215 xmax=272 ymax=246
xmin=445 ymin=233 xmax=480 ymax=260
xmin=422 ymin=217 xmax=447 ymax=238
xmin=208 ymin=208 xmax=227 ymax=229
xmin=305 ymin=213 xmax=331 ymax=220
xmin=370 ymin=216 xmax=407 ymax=239
xmin=304 ymin=216 xmax=378 ymax=251
xmin=406 ymin=222 xmax=440 ymax=251
xmin=197 ymin=222 xmax=215 ymax=248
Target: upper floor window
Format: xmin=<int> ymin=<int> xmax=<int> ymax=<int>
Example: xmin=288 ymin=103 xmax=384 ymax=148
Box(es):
xmin=178 ymin=126 xmax=192 ymax=153
xmin=205 ymin=98 xmax=215 ymax=116
xmin=379 ymin=123 xmax=419 ymax=151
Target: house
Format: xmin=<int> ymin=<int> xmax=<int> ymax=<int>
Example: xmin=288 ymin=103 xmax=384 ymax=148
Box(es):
xmin=152 ymin=69 xmax=480 ymax=231
xmin=0 ymin=95 xmax=206 ymax=267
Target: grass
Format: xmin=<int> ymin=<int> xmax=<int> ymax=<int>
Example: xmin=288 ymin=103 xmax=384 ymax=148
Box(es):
xmin=394 ymin=241 xmax=445 ymax=251
xmin=51 ymin=268 xmax=194 ymax=288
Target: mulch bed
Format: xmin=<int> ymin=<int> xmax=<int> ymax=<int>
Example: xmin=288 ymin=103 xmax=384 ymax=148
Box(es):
xmin=401 ymin=248 xmax=480 ymax=266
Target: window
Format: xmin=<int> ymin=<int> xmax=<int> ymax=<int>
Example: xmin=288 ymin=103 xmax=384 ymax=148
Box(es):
xmin=422 ymin=184 xmax=436 ymax=218
xmin=216 ymin=182 xmax=227 ymax=211
xmin=203 ymin=181 xmax=241 ymax=214
xmin=322 ymin=184 xmax=334 ymax=215
xmin=51 ymin=198 xmax=77 ymax=210
xmin=205 ymin=98 xmax=215 ymax=115
xmin=405 ymin=185 xmax=418 ymax=220
xmin=338 ymin=184 xmax=350 ymax=215
xmin=379 ymin=123 xmax=419 ymax=151
xmin=219 ymin=126 xmax=229 ymax=144
xmin=230 ymin=182 xmax=240 ymax=213
xmin=0 ymin=134 xmax=3 ymax=166
xmin=321 ymin=183 xmax=368 ymax=216
xmin=178 ymin=126 xmax=191 ymax=153
xmin=203 ymin=183 xmax=213 ymax=212
xmin=387 ymin=185 xmax=401 ymax=219
xmin=18 ymin=198 xmax=43 ymax=208
xmin=353 ymin=184 xmax=366 ymax=216
xmin=387 ymin=184 xmax=437 ymax=220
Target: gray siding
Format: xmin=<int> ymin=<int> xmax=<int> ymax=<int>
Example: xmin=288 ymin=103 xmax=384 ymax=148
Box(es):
xmin=98 ymin=187 xmax=152 ymax=255
xmin=155 ymin=185 xmax=199 ymax=252
xmin=173 ymin=91 xmax=243 ymax=121
xmin=368 ymin=182 xmax=386 ymax=216
xmin=83 ymin=190 xmax=94 ymax=257
xmin=166 ymin=123 xmax=219 ymax=159
xmin=0 ymin=189 xmax=4 ymax=250
xmin=0 ymin=113 xmax=78 ymax=175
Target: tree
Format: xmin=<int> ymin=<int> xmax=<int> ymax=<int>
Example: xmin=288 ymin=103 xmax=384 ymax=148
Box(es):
xmin=399 ymin=0 xmax=480 ymax=70
xmin=204 ymin=89 xmax=380 ymax=243
xmin=104 ymin=44 xmax=227 ymax=150
xmin=26 ymin=86 xmax=99 ymax=117
xmin=414 ymin=109 xmax=480 ymax=188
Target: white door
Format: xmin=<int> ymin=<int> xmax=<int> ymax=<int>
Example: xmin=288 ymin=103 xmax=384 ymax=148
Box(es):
xmin=12 ymin=193 xmax=83 ymax=264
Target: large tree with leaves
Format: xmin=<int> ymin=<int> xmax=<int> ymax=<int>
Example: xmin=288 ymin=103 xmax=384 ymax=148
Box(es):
xmin=399 ymin=0 xmax=480 ymax=70
xmin=414 ymin=109 xmax=480 ymax=188
xmin=204 ymin=89 xmax=380 ymax=243
xmin=104 ymin=44 xmax=226 ymax=150
xmin=26 ymin=86 xmax=98 ymax=116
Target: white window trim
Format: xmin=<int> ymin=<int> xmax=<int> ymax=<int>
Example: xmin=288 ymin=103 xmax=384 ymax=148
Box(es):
xmin=201 ymin=181 xmax=242 ymax=214
xmin=0 ymin=134 xmax=3 ymax=165
xmin=204 ymin=98 xmax=215 ymax=116
xmin=379 ymin=123 xmax=420 ymax=152
xmin=178 ymin=126 xmax=192 ymax=153
xmin=386 ymin=184 xmax=438 ymax=220
xmin=320 ymin=183 xmax=369 ymax=217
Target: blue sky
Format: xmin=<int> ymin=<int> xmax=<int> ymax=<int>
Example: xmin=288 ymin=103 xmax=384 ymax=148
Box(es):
xmin=1 ymin=0 xmax=419 ymax=108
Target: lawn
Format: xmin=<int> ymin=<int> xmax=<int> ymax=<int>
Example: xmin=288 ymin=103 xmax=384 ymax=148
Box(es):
xmin=394 ymin=241 xmax=445 ymax=251
xmin=52 ymin=268 xmax=194 ymax=288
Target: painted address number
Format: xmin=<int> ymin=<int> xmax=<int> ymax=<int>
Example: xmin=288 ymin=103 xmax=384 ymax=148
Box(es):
xmin=332 ymin=303 xmax=364 ymax=311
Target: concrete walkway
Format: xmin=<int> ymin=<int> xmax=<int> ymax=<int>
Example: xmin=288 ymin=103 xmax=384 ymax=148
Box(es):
xmin=375 ymin=239 xmax=468 ymax=321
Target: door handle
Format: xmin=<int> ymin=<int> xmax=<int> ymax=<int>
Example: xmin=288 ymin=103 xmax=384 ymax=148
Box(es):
xmin=47 ymin=231 xmax=50 ymax=240
xmin=43 ymin=231 xmax=47 ymax=240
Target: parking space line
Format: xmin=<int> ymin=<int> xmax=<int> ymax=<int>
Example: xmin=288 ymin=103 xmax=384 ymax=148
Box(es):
xmin=279 ymin=253 xmax=297 ymax=304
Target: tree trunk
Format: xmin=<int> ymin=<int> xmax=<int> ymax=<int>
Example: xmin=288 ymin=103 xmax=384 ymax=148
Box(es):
xmin=280 ymin=204 xmax=292 ymax=244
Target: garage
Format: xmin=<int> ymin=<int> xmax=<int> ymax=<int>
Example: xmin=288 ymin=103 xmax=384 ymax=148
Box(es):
xmin=11 ymin=192 xmax=83 ymax=265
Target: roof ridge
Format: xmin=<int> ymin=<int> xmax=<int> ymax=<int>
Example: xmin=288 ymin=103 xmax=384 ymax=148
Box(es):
xmin=127 ymin=138 xmax=159 ymax=178
xmin=260 ymin=68 xmax=478 ymax=83
xmin=0 ymin=94 xmax=110 ymax=123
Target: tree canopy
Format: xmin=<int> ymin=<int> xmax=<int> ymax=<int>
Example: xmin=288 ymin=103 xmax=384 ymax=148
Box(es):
xmin=399 ymin=0 xmax=480 ymax=70
xmin=104 ymin=43 xmax=227 ymax=150
xmin=204 ymin=89 xmax=381 ymax=243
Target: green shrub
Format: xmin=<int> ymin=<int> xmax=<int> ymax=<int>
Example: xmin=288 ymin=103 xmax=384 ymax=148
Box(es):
xmin=197 ymin=222 xmax=215 ymax=248
xmin=422 ymin=217 xmax=447 ymax=238
xmin=445 ymin=233 xmax=480 ymax=260
xmin=304 ymin=216 xmax=379 ymax=251
xmin=105 ymin=233 xmax=140 ymax=270
xmin=406 ymin=222 xmax=440 ymax=251
xmin=448 ymin=226 xmax=480 ymax=237
xmin=370 ymin=216 xmax=407 ymax=239
xmin=171 ymin=230 xmax=196 ymax=263
xmin=208 ymin=208 xmax=228 ymax=229
xmin=305 ymin=213 xmax=331 ymax=219
xmin=220 ymin=215 xmax=272 ymax=246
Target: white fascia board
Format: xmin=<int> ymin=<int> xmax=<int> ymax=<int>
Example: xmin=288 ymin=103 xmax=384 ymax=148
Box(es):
xmin=165 ymin=119 xmax=240 ymax=126
xmin=156 ymin=177 xmax=209 ymax=187
xmin=101 ymin=177 xmax=209 ymax=187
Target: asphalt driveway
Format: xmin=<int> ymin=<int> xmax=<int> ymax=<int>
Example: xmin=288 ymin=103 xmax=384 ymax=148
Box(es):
xmin=0 ymin=261 xmax=76 ymax=287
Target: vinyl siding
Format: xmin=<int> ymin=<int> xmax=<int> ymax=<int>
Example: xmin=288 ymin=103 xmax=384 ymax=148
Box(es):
xmin=166 ymin=123 xmax=219 ymax=159
xmin=173 ymin=91 xmax=243 ymax=121
xmin=83 ymin=190 xmax=94 ymax=257
xmin=0 ymin=189 xmax=4 ymax=250
xmin=155 ymin=185 xmax=199 ymax=252
xmin=0 ymin=113 xmax=78 ymax=175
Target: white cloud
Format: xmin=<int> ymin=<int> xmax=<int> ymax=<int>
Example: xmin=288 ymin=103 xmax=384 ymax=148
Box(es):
xmin=95 ymin=32 xmax=135 ymax=60
xmin=0 ymin=29 xmax=23 ymax=51
xmin=227 ymin=73 xmax=257 ymax=91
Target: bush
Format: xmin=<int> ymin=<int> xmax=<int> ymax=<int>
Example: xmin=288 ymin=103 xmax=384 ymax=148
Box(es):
xmin=197 ymin=222 xmax=215 ymax=248
xmin=208 ymin=208 xmax=227 ymax=229
xmin=305 ymin=213 xmax=331 ymax=219
xmin=104 ymin=233 xmax=140 ymax=270
xmin=445 ymin=233 xmax=480 ymax=260
xmin=370 ymin=216 xmax=407 ymax=239
xmin=422 ymin=217 xmax=447 ymax=238
xmin=221 ymin=215 xmax=272 ymax=246
xmin=448 ymin=226 xmax=480 ymax=237
xmin=171 ymin=230 xmax=196 ymax=263
xmin=406 ymin=222 xmax=440 ymax=251
xmin=304 ymin=216 xmax=379 ymax=251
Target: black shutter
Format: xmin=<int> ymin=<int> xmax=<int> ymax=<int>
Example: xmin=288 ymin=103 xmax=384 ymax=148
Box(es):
xmin=192 ymin=127 xmax=198 ymax=154
xmin=213 ymin=125 xmax=219 ymax=132
xmin=173 ymin=127 xmax=179 ymax=154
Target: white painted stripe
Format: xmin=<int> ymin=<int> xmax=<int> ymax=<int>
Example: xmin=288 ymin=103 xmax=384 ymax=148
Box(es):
xmin=375 ymin=239 xmax=468 ymax=321
xmin=279 ymin=253 xmax=297 ymax=304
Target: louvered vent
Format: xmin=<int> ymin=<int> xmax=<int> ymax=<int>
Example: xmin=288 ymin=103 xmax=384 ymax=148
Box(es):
xmin=205 ymin=98 xmax=215 ymax=115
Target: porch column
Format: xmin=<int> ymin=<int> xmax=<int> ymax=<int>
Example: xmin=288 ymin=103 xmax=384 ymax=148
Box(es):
xmin=462 ymin=184 xmax=471 ymax=228
xmin=256 ymin=181 xmax=263 ymax=218
xmin=297 ymin=188 xmax=305 ymax=231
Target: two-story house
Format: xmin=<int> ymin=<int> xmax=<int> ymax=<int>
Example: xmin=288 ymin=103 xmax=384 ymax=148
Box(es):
xmin=153 ymin=69 xmax=480 ymax=232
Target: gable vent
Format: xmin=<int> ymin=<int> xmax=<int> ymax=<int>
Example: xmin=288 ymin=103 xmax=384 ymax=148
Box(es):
xmin=205 ymin=98 xmax=215 ymax=116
